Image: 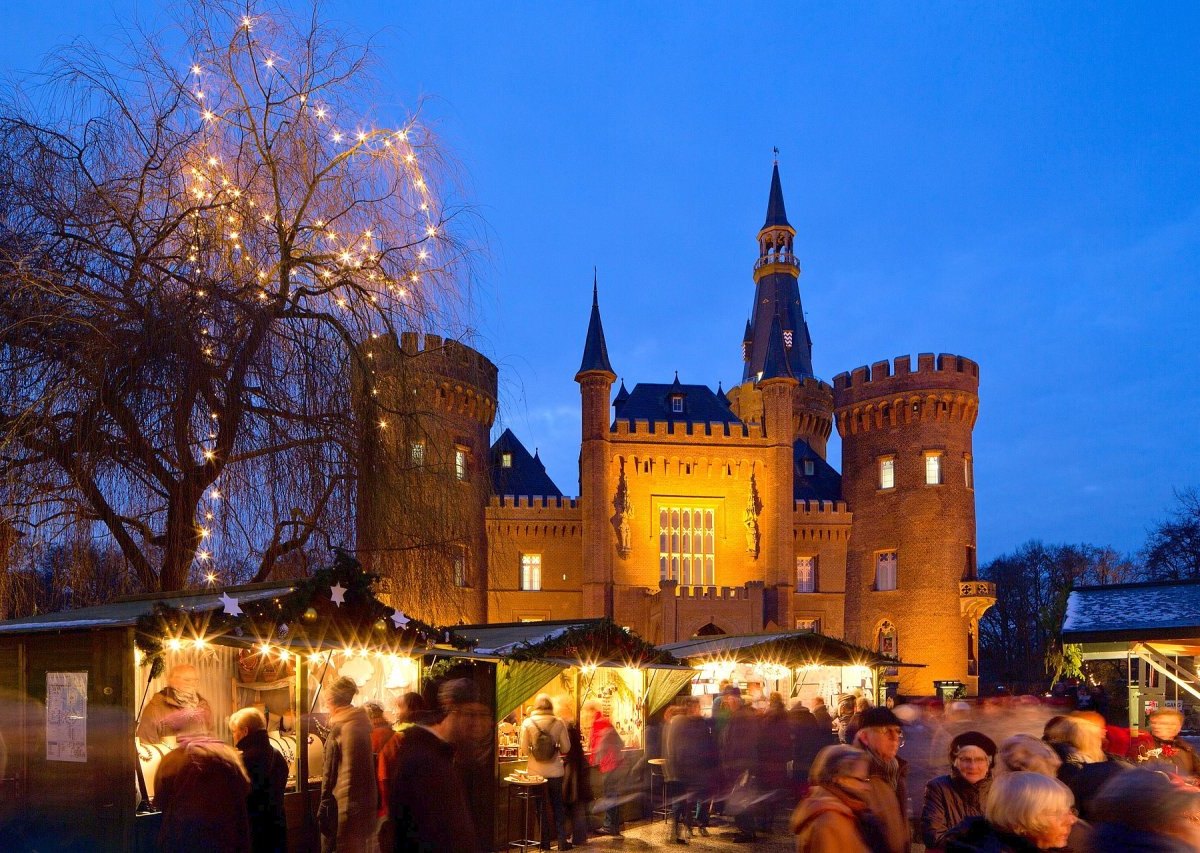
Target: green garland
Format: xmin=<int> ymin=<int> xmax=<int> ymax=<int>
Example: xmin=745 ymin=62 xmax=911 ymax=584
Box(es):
xmin=502 ymin=619 xmax=678 ymax=666
xmin=134 ymin=549 xmax=460 ymax=678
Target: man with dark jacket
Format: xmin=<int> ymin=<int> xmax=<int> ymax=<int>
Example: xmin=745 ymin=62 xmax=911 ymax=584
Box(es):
xmin=853 ymin=706 xmax=911 ymax=853
xmin=231 ymin=707 xmax=288 ymax=853
xmin=379 ymin=678 xmax=483 ymax=853
xmin=155 ymin=735 xmax=252 ymax=853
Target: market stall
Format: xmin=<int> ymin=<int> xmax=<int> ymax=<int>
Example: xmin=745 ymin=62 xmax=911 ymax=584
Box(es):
xmin=659 ymin=629 xmax=909 ymax=711
xmin=0 ymin=551 xmax=446 ymax=852
xmin=426 ymin=619 xmax=693 ymax=847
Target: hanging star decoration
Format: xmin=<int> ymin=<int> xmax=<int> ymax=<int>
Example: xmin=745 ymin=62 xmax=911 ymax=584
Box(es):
xmin=329 ymin=582 xmax=347 ymax=607
xmin=219 ymin=591 xmax=243 ymax=616
xmin=390 ymin=610 xmax=410 ymax=629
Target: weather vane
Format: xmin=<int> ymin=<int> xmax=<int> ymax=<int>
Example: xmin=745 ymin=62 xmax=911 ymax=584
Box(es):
xmin=773 ymin=145 xmax=780 ymax=163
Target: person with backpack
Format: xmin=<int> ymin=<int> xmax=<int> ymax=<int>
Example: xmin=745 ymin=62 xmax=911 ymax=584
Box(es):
xmin=520 ymin=694 xmax=572 ymax=851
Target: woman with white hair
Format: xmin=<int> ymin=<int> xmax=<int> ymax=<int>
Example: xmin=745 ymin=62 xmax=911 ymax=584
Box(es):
xmin=943 ymin=771 xmax=1077 ymax=852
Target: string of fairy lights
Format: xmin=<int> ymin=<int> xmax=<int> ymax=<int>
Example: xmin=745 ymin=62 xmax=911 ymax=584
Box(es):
xmin=180 ymin=12 xmax=446 ymax=584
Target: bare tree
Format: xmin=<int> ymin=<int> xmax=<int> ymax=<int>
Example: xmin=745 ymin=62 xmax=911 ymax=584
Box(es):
xmin=0 ymin=0 xmax=474 ymax=592
xmin=1142 ymin=487 xmax=1200 ymax=581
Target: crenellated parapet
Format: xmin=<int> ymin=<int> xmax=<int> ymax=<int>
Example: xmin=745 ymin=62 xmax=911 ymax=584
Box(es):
xmin=363 ymin=332 xmax=499 ymax=428
xmin=673 ymin=582 xmax=763 ymax=601
xmin=832 ymin=353 xmax=978 ymax=437
xmin=487 ymin=495 xmax=582 ymax=538
xmin=611 ymin=418 xmax=766 ymax=442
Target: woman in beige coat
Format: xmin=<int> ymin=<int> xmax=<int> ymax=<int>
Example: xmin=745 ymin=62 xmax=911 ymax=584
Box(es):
xmin=317 ymin=677 xmax=376 ymax=853
xmin=791 ymin=745 xmax=892 ymax=853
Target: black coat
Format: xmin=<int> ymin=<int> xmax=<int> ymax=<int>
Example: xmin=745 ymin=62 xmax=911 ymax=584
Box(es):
xmin=1091 ymin=822 xmax=1197 ymax=852
xmin=1057 ymin=757 xmax=1127 ymax=820
xmin=921 ymin=773 xmax=990 ymax=850
xmin=943 ymin=817 xmax=1042 ymax=853
xmin=382 ymin=724 xmax=478 ymax=853
xmin=237 ymin=729 xmax=288 ymax=853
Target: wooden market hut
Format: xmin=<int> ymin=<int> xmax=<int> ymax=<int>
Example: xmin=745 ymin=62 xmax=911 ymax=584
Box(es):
xmin=0 ymin=553 xmax=444 ymax=852
xmin=421 ymin=619 xmax=694 ymax=849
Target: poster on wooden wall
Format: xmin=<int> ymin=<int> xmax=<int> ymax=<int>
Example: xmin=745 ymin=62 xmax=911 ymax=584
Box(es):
xmin=46 ymin=671 xmax=88 ymax=762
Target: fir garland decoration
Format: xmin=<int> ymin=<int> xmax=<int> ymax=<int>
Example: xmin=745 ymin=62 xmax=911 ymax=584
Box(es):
xmin=502 ymin=619 xmax=678 ymax=666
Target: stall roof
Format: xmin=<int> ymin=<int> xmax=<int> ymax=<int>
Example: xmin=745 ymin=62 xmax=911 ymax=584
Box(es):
xmin=454 ymin=619 xmax=605 ymax=655
xmin=1063 ymin=579 xmax=1200 ymax=643
xmin=0 ymin=581 xmax=296 ymax=635
xmin=660 ymin=630 xmax=914 ymax=668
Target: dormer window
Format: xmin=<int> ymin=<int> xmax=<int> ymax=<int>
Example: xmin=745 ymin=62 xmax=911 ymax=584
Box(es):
xmin=500 ymin=452 xmax=512 ymax=468
xmin=803 ymin=460 xmax=815 ymax=476
xmin=671 ymin=396 xmax=683 ymax=413
xmin=783 ymin=330 xmax=794 ymax=349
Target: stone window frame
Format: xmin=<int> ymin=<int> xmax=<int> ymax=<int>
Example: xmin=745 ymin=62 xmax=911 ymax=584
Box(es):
xmin=454 ymin=445 xmax=469 ymax=481
xmin=657 ymin=501 xmax=717 ymax=586
xmin=878 ymin=455 xmax=896 ymax=490
xmin=924 ymin=450 xmax=943 ymax=486
xmin=875 ymin=550 xmax=898 ymax=591
xmin=409 ymin=440 xmax=425 ymax=466
xmin=795 ymin=555 xmax=818 ymax=593
xmin=520 ymin=553 xmax=542 ymax=591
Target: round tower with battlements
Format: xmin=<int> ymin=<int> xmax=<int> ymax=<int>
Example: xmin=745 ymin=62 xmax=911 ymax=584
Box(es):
xmin=354 ymin=331 xmax=498 ymax=625
xmin=834 ymin=353 xmax=992 ymax=697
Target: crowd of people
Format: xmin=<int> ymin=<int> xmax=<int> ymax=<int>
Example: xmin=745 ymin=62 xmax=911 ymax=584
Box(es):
xmin=139 ymin=663 xmax=1200 ymax=852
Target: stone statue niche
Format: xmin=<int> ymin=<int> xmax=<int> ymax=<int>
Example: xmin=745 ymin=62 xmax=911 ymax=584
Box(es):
xmin=744 ymin=470 xmax=761 ymax=558
xmin=612 ymin=460 xmax=633 ymax=558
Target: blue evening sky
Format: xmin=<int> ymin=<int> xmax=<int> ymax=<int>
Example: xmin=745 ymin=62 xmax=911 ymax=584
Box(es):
xmin=3 ymin=2 xmax=1198 ymax=562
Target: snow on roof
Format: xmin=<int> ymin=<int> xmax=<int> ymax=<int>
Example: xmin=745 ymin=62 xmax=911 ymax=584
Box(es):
xmin=1062 ymin=580 xmax=1200 ymax=642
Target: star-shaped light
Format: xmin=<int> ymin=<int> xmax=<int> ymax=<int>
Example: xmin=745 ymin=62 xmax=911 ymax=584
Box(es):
xmin=390 ymin=610 xmax=410 ymax=629
xmin=329 ymin=583 xmax=346 ymax=607
xmin=219 ymin=592 xmax=242 ymax=616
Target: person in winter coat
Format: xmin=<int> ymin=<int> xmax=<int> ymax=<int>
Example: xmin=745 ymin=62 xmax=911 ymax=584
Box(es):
xmin=519 ymin=694 xmax=571 ymax=851
xmin=921 ymin=731 xmax=996 ymax=851
xmin=138 ymin=664 xmax=214 ymax=743
xmin=721 ymin=699 xmax=765 ymax=843
xmin=154 ymin=735 xmax=252 ymax=853
xmin=553 ymin=696 xmax=593 ymax=848
xmin=318 ymin=677 xmax=376 ymax=853
xmin=586 ymin=700 xmax=626 ymax=836
xmin=230 ymin=707 xmax=288 ymax=853
xmin=379 ymin=678 xmax=482 ymax=853
xmin=758 ymin=694 xmax=793 ymax=830
xmin=664 ymin=696 xmax=717 ymax=842
xmin=1048 ymin=716 xmax=1127 ymax=821
xmin=943 ymin=771 xmax=1077 ymax=853
xmin=851 ymin=706 xmax=910 ymax=853
xmin=834 ymin=695 xmax=857 ymax=745
xmin=789 ymin=699 xmax=832 ymax=795
xmin=1089 ymin=767 xmax=1200 ymax=852
xmin=790 ymin=744 xmax=893 ymax=853
xmin=1133 ymin=708 xmax=1200 ymax=780
xmin=809 ymin=696 xmax=834 ymax=738
xmin=365 ymin=701 xmax=395 ymax=754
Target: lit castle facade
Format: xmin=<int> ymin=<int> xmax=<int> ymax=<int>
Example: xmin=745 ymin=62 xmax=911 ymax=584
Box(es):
xmin=359 ymin=165 xmax=996 ymax=696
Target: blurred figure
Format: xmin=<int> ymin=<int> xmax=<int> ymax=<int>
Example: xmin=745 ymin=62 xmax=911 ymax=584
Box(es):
xmin=809 ymin=696 xmax=834 ymax=736
xmin=664 ymin=696 xmax=716 ymax=843
xmin=230 ymin=707 xmax=288 ymax=853
xmin=1048 ymin=715 xmax=1127 ymax=820
xmin=138 ymin=664 xmax=213 ymax=743
xmin=834 ymin=695 xmax=857 ymax=744
xmin=587 ymin=699 xmax=626 ymax=837
xmin=318 ymin=677 xmax=375 ymax=853
xmin=721 ymin=698 xmax=764 ymax=842
xmin=996 ymin=734 xmax=1062 ymax=777
xmin=1133 ymin=708 xmax=1199 ymax=780
xmin=788 ymin=698 xmax=831 ymax=796
xmin=790 ymin=745 xmax=893 ymax=852
xmin=379 ymin=678 xmax=480 ymax=853
xmin=851 ymin=707 xmax=909 ymax=853
xmin=365 ymin=701 xmax=394 ymax=755
xmin=757 ymin=693 xmax=792 ymax=831
xmin=519 ymin=694 xmax=570 ymax=851
xmin=553 ymin=696 xmax=593 ymax=848
xmin=921 ymin=731 xmax=996 ymax=851
xmin=1090 ymin=767 xmax=1200 ymax=851
xmin=943 ymin=771 xmax=1077 ymax=852
xmin=391 ymin=692 xmax=425 ymax=732
xmin=155 ymin=735 xmax=251 ymax=853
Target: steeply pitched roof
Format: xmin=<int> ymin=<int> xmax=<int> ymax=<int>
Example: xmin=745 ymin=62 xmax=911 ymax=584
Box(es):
xmin=577 ymin=277 xmax=614 ymax=376
xmin=793 ymin=441 xmax=842 ymax=502
xmin=1062 ymin=580 xmax=1200 ymax=643
xmin=763 ymin=161 xmax=791 ymax=229
xmin=759 ymin=316 xmax=794 ymax=381
xmin=616 ymin=381 xmax=741 ymax=426
xmin=490 ymin=428 xmax=563 ymax=498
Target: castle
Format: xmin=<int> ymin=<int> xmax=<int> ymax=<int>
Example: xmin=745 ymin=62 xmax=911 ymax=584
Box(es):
xmin=358 ymin=164 xmax=996 ymax=697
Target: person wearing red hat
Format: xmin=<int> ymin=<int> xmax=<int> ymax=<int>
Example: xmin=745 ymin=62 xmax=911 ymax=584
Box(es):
xmin=920 ymin=730 xmax=996 ymax=851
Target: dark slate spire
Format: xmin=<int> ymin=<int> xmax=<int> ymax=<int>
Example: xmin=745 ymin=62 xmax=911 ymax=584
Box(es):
xmin=614 ymin=380 xmax=630 ymax=407
xmin=716 ymin=381 xmax=729 ymax=406
xmin=578 ymin=272 xmax=614 ymax=376
xmin=759 ymin=316 xmax=794 ymax=382
xmin=763 ymin=160 xmax=790 ymax=229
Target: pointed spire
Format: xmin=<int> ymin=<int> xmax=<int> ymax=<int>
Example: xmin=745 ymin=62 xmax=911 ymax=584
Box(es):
xmin=577 ymin=269 xmax=614 ymax=376
xmin=716 ymin=381 xmax=729 ymax=406
xmin=614 ymin=380 xmax=630 ymax=405
xmin=670 ymin=370 xmax=682 ymax=391
xmin=763 ymin=159 xmax=790 ymax=229
xmin=759 ymin=316 xmax=794 ymax=382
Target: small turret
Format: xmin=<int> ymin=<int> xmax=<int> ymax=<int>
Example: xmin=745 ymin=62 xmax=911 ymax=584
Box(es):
xmin=577 ymin=274 xmax=614 ymax=378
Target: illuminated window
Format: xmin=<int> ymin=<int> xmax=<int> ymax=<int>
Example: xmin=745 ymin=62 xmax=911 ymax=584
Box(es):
xmin=671 ymin=396 xmax=683 ymax=413
xmin=501 ymin=452 xmax=512 ymax=468
xmin=925 ymin=452 xmax=942 ymax=485
xmin=520 ymin=554 xmax=542 ymax=591
xmin=877 ymin=620 xmax=898 ymax=656
xmin=454 ymin=548 xmax=468 ymax=587
xmin=410 ymin=441 xmax=425 ymax=466
xmin=659 ymin=506 xmax=715 ymax=585
xmin=879 ymin=457 xmax=895 ymax=490
xmin=964 ymin=454 xmax=974 ymax=489
xmin=796 ymin=556 xmax=817 ymax=593
xmin=455 ymin=447 xmax=468 ymax=481
xmin=795 ymin=618 xmax=820 ymax=633
xmin=783 ymin=330 xmax=794 ymax=348
xmin=875 ymin=551 xmax=898 ymax=591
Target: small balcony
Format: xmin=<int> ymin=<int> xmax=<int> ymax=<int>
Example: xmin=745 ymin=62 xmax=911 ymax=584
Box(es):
xmin=754 ymin=252 xmax=800 ymax=271
xmin=960 ymin=579 xmax=997 ymax=621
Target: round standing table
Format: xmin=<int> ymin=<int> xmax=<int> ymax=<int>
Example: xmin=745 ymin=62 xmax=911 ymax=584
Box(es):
xmin=505 ymin=773 xmax=547 ymax=850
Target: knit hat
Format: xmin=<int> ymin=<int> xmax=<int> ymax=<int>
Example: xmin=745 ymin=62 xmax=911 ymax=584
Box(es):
xmin=858 ymin=706 xmax=905 ymax=729
xmin=950 ymin=730 xmax=997 ymax=760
